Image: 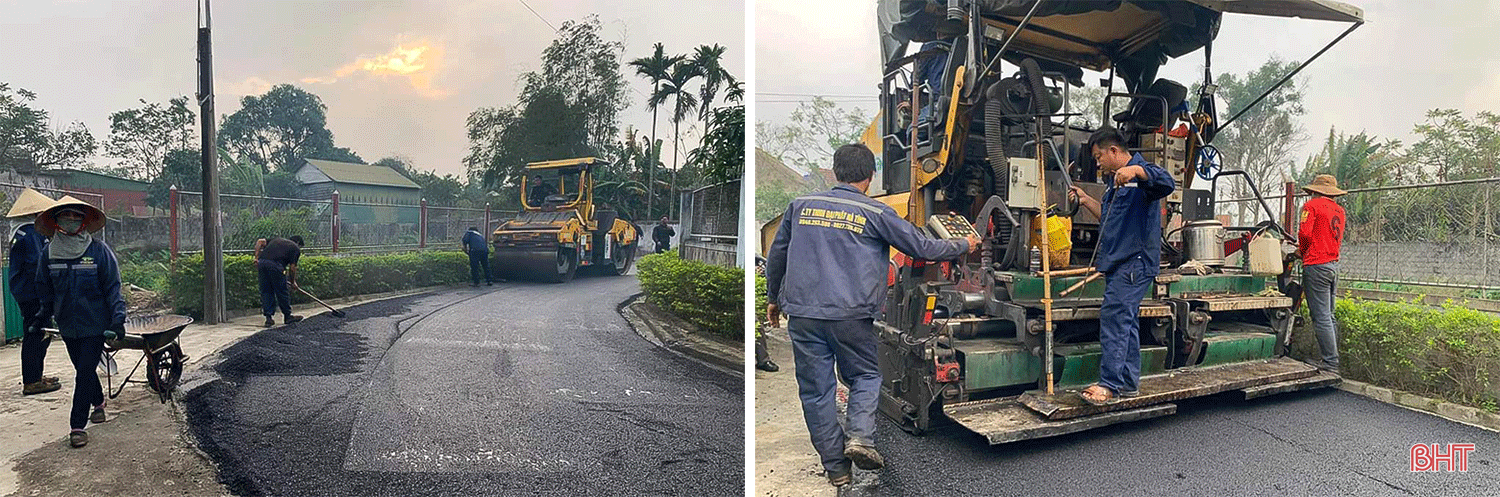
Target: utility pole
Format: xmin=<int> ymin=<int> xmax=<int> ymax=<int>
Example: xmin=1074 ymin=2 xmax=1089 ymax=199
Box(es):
xmin=198 ymin=0 xmax=226 ymax=323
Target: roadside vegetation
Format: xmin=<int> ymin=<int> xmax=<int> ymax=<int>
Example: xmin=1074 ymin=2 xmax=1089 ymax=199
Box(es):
xmin=1292 ymin=297 xmax=1500 ymax=412
xmin=636 ymin=250 xmax=742 ymax=337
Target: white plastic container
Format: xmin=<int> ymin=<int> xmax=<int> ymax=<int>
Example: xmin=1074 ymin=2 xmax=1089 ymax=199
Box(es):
xmin=1247 ymin=234 xmax=1283 ymax=275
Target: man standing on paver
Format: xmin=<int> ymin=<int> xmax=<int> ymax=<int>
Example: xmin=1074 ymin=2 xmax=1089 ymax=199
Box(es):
xmin=462 ymin=226 xmax=494 ymax=287
xmin=254 ymin=236 xmax=305 ymax=328
xmin=9 ymin=189 xmax=60 ymax=395
xmin=765 ymin=144 xmax=978 ymax=487
xmin=653 ymin=217 xmax=675 ymax=254
xmin=33 ymin=199 xmax=126 ymax=448
xmin=1068 ymin=127 xmax=1176 ymax=405
xmin=1295 ymin=174 xmax=1347 ymax=373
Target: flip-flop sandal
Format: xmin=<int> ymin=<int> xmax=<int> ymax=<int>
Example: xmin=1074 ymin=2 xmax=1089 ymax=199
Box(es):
xmin=1079 ymin=385 xmax=1118 ymax=406
xmin=1120 ymin=390 xmax=1140 ymax=398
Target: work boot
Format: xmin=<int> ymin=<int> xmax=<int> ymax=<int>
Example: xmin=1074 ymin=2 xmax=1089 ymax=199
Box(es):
xmin=845 ymin=442 xmax=885 ymax=471
xmin=22 ymin=378 xmax=61 ymax=395
xmin=755 ymin=359 xmax=779 ymax=372
xmin=89 ymin=405 xmax=107 ymax=424
xmin=826 ymin=461 xmax=852 ymax=487
xmin=284 ymin=315 xmax=304 ymax=324
xmin=69 ymin=430 xmax=88 ymax=448
xmin=264 ymin=316 xmax=275 ymax=328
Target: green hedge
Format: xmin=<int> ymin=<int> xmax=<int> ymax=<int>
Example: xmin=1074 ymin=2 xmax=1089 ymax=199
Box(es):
xmin=1293 ymin=297 xmax=1500 ymax=412
xmin=636 ymin=250 xmax=743 ymax=337
xmin=167 ymin=251 xmax=469 ymax=317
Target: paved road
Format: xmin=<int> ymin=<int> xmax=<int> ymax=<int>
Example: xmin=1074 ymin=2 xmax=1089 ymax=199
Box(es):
xmin=755 ymin=334 xmax=1500 ymax=496
xmin=185 ymin=274 xmax=743 ymax=496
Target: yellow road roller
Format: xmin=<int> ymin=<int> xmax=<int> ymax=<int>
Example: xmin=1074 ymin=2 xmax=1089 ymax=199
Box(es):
xmin=492 ymin=157 xmax=640 ymax=282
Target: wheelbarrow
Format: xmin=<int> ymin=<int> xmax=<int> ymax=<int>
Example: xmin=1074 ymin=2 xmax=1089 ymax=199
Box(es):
xmin=46 ymin=314 xmax=192 ymax=403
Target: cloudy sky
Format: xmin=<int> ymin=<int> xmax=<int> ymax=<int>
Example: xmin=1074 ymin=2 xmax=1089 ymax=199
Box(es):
xmin=2 ymin=0 xmax=745 ymax=178
xmin=756 ymin=0 xmax=1500 ymax=169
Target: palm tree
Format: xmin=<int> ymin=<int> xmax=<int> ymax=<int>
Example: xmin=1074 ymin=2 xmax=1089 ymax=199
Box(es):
xmin=724 ymin=75 xmax=744 ymax=104
xmin=691 ymin=44 xmax=730 ymax=132
xmin=628 ymin=43 xmax=684 ymax=220
xmin=650 ymin=61 xmax=702 ymax=220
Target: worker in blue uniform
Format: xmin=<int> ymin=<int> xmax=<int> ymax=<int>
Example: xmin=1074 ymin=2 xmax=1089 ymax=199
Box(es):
xmin=462 ymin=226 xmax=494 ymax=286
xmin=766 ymin=144 xmax=979 ymax=487
xmin=1068 ymin=127 xmax=1175 ymax=405
xmin=9 ymin=189 xmax=61 ymax=395
xmin=33 ymin=199 xmax=127 ymax=448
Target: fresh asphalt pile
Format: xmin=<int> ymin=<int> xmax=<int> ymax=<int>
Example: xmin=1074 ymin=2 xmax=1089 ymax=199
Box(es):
xmin=836 ymin=390 xmax=1498 ymax=496
xmin=184 ymin=276 xmax=743 ymax=496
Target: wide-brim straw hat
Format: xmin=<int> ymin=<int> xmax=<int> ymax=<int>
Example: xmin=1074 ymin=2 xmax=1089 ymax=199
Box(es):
xmin=1302 ymin=174 xmax=1347 ymax=196
xmin=6 ymin=188 xmax=58 ymax=218
xmin=37 ymin=196 xmax=106 ymax=236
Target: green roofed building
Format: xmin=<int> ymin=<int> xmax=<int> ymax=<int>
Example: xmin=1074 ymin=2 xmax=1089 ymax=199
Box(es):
xmin=293 ymin=158 xmax=421 ymax=224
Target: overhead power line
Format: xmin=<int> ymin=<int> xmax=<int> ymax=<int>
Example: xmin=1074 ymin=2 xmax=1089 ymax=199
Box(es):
xmin=516 ymin=0 xmax=556 ymax=32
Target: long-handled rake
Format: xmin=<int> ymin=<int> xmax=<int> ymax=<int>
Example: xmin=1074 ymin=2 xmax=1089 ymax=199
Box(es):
xmin=297 ymin=286 xmax=347 ymax=318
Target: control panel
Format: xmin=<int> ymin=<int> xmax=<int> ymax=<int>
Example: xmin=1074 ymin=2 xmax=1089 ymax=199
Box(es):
xmin=928 ymin=214 xmax=978 ymax=240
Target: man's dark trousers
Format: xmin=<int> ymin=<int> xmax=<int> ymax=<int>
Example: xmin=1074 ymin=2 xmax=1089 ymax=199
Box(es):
xmin=468 ymin=250 xmax=493 ymax=285
xmin=257 ymin=260 xmax=292 ymax=318
xmin=788 ymin=316 xmax=879 ymax=473
xmin=1098 ymin=256 xmax=1152 ymax=394
xmin=19 ymin=299 xmax=50 ymax=384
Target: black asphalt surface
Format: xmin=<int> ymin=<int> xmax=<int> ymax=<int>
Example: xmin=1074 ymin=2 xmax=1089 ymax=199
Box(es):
xmin=185 ymin=274 xmax=744 ymax=496
xmin=836 ymin=389 xmax=1499 ymax=496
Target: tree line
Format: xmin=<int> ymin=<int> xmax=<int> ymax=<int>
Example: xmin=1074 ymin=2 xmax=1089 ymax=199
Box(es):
xmin=1 ymin=14 xmax=744 ymax=222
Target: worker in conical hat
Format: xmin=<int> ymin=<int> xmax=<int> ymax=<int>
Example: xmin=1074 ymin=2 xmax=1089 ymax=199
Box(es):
xmin=34 ymin=197 xmax=125 ymax=448
xmin=7 ymin=188 xmax=62 ymax=396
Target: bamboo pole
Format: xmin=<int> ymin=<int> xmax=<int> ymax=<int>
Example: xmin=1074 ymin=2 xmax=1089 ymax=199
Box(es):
xmin=1034 ymin=266 xmax=1094 ymax=278
xmin=1037 ymin=124 xmax=1054 ymax=395
xmin=1059 ymin=271 xmax=1103 ymax=297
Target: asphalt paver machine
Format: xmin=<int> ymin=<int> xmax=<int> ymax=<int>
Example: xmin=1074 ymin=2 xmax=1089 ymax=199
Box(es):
xmin=871 ymin=0 xmax=1364 ymax=443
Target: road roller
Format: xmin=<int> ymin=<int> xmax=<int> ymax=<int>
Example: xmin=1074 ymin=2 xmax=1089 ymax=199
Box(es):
xmin=492 ymin=157 xmax=640 ymax=283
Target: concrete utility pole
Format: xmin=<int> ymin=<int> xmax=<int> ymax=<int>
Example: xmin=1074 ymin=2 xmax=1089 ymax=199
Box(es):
xmin=198 ymin=0 xmax=226 ymax=323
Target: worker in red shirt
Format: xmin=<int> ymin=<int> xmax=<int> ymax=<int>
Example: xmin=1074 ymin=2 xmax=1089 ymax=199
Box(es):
xmin=1295 ymin=174 xmax=1346 ymax=373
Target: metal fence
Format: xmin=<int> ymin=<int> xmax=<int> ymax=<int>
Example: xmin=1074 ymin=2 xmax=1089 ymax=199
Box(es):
xmin=1220 ymin=177 xmax=1500 ymax=294
xmin=679 ymin=179 xmax=741 ymax=267
xmin=171 ymin=189 xmax=514 ymax=257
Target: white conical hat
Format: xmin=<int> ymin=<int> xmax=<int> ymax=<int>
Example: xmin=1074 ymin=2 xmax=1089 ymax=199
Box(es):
xmin=38 ymin=196 xmax=106 ymax=235
xmin=6 ymin=189 xmax=58 ymax=218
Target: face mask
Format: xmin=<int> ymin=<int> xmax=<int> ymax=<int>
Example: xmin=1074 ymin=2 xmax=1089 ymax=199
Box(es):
xmin=57 ymin=218 xmax=83 ymax=234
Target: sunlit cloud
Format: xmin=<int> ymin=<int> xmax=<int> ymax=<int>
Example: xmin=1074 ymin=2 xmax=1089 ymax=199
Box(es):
xmin=223 ymin=76 xmax=274 ymax=96
xmin=298 ymin=40 xmax=448 ymax=99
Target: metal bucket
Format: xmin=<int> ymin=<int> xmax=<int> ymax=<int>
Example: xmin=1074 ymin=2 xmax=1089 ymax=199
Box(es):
xmin=1183 ymin=219 xmax=1227 ymax=266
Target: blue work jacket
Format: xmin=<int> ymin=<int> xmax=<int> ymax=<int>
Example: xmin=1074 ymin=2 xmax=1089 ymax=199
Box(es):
xmin=1096 ymin=153 xmax=1176 ymax=276
xmin=462 ymin=230 xmax=489 ymax=254
xmin=8 ymin=223 xmax=47 ymax=303
xmin=37 ymin=239 xmax=127 ymax=338
xmin=766 ymin=184 xmax=969 ymax=321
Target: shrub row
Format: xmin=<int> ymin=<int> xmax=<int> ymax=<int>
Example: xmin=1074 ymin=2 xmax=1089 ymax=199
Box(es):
xmin=1292 ymin=297 xmax=1500 ymax=412
xmin=168 ymin=251 xmax=469 ymax=317
xmin=636 ymin=250 xmax=743 ymax=337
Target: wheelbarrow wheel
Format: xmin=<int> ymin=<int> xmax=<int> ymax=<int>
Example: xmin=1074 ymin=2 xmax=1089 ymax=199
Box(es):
xmin=147 ymin=343 xmax=184 ymax=395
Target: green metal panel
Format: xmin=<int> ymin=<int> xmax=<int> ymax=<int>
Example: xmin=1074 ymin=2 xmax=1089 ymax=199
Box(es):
xmin=1053 ymin=344 xmax=1169 ymax=387
xmin=1198 ymin=333 xmax=1277 ymax=367
xmin=959 ymin=340 xmax=1042 ymax=390
xmin=3 ymin=266 xmax=20 ymax=342
xmin=959 ymin=339 xmax=1169 ymax=390
xmin=1164 ymin=274 xmax=1270 ymax=298
xmin=1007 ymin=273 xmax=1107 ymax=300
